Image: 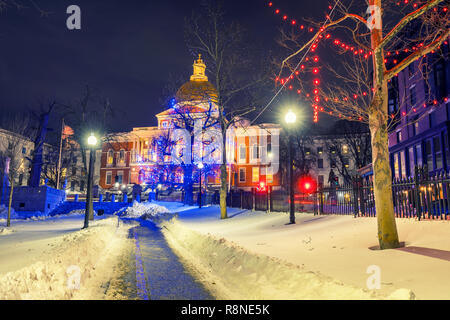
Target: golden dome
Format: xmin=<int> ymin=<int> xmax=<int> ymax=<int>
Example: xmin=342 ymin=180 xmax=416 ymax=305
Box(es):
xmin=176 ymin=80 xmax=218 ymax=103
xmin=175 ymin=54 xmax=218 ymax=103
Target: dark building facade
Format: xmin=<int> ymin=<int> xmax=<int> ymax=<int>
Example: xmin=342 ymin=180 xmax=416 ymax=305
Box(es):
xmin=388 ymin=41 xmax=450 ymax=179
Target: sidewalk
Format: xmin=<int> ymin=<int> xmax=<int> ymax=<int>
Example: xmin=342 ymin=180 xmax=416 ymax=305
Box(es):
xmin=162 ymin=206 xmax=450 ymax=299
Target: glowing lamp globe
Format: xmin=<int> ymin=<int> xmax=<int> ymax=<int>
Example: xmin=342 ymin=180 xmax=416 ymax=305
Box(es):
xmin=285 ymin=109 xmax=296 ymax=124
xmin=198 ymin=162 xmax=204 ymax=169
xmin=87 ymin=133 xmax=97 ymax=146
xmin=298 ymin=176 xmax=317 ymax=194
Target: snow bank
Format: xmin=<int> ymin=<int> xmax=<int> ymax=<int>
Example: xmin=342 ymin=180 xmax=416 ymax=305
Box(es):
xmin=122 ymin=201 xmax=172 ymax=221
xmin=0 ymin=227 xmax=14 ymax=236
xmin=0 ymin=204 xmax=17 ymax=219
xmin=161 ymin=218 xmax=390 ymax=300
xmin=58 ymin=209 xmax=98 ymax=217
xmin=162 ymin=207 xmax=450 ymax=299
xmin=0 ymin=216 xmax=135 ymax=300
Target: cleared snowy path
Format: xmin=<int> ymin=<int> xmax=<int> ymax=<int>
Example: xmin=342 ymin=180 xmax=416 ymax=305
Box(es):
xmin=128 ymin=219 xmax=214 ymax=300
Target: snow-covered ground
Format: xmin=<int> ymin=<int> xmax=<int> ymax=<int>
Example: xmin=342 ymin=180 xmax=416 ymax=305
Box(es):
xmin=0 ymin=215 xmax=136 ymax=299
xmin=161 ymin=206 xmax=450 ymax=300
xmin=121 ymin=200 xmax=197 ymax=220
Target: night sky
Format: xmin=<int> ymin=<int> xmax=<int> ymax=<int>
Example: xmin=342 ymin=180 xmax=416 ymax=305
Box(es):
xmin=0 ymin=0 xmax=330 ymax=132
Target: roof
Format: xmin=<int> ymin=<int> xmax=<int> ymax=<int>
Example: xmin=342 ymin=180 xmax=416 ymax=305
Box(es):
xmin=175 ymin=80 xmax=218 ymax=104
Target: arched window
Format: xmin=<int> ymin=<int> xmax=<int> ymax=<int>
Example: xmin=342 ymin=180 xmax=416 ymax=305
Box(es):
xmin=107 ymin=150 xmax=114 ymax=165
xmin=119 ymin=149 xmax=125 ymax=163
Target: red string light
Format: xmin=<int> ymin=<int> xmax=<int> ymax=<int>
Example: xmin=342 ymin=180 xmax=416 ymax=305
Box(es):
xmin=268 ymin=0 xmax=449 ymax=123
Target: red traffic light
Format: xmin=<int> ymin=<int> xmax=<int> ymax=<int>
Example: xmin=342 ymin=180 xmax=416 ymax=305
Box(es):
xmin=298 ymin=176 xmax=317 ymax=194
xmin=257 ymin=181 xmax=267 ymax=192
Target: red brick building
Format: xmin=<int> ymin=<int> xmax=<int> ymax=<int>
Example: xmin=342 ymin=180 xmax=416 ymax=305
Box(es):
xmin=99 ymin=56 xmax=281 ymax=192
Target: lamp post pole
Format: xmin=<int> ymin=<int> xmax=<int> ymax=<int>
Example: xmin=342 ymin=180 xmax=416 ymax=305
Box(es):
xmin=198 ymin=162 xmax=204 ymax=209
xmin=284 ymin=109 xmax=297 ymax=224
xmin=288 ymin=133 xmax=295 ymax=224
xmin=84 ymin=133 xmax=97 ymax=229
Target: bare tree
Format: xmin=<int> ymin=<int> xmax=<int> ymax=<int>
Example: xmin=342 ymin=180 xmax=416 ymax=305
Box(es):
xmin=185 ymin=1 xmax=272 ymax=218
xmin=40 ymin=138 xmax=84 ymax=190
xmin=279 ymin=131 xmax=318 ymax=189
xmin=0 ymin=0 xmax=49 ymax=16
xmin=0 ymin=112 xmax=36 ymax=227
xmin=278 ymin=0 xmax=449 ymax=248
xmin=28 ymin=101 xmax=56 ymax=187
xmin=57 ymin=85 xmax=121 ymax=226
xmin=323 ymin=121 xmax=372 ymax=184
xmin=58 ymin=86 xmax=117 ymax=185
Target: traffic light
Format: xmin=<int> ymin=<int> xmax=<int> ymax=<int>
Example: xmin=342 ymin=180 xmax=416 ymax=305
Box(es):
xmin=256 ymin=181 xmax=267 ymax=192
xmin=298 ymin=176 xmax=317 ymax=194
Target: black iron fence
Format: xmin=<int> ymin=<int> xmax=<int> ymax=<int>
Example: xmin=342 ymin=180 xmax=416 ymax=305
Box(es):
xmin=121 ymin=166 xmax=450 ymax=221
xmin=318 ymin=167 xmax=450 ymax=220
xmin=225 ymin=188 xmax=318 ymax=214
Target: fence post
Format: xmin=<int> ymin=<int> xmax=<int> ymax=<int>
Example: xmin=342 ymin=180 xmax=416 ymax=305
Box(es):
xmin=269 ymin=186 xmax=273 ymax=212
xmin=252 ymin=188 xmax=255 ymax=211
xmin=318 ymin=187 xmax=323 ymax=215
xmin=313 ymin=192 xmax=318 ymax=215
xmin=359 ymin=179 xmax=366 ymax=217
xmin=414 ymin=166 xmax=421 ymax=221
xmin=240 ymin=190 xmax=243 ymax=209
xmin=268 ymin=186 xmax=272 ymax=213
xmin=352 ymin=176 xmax=359 ymax=218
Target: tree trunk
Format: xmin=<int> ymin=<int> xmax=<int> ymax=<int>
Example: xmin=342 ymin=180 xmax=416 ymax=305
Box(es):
xmin=368 ymin=0 xmax=400 ymax=249
xmin=369 ymin=92 xmax=400 ymax=249
xmin=220 ymin=163 xmax=227 ymax=219
xmin=7 ymin=181 xmax=14 ymax=227
xmin=220 ymin=127 xmax=228 ymax=219
xmin=183 ymin=164 xmax=194 ymax=206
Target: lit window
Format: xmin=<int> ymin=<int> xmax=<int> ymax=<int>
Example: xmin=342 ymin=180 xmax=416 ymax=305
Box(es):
xmin=107 ymin=150 xmax=114 ymax=165
xmin=342 ymin=145 xmax=348 ymax=154
xmin=252 ymin=167 xmax=259 ymax=182
xmin=343 ymin=158 xmax=350 ymax=168
xmin=119 ymin=150 xmax=125 ymax=163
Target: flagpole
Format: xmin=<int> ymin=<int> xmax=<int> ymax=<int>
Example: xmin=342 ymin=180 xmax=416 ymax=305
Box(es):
xmin=56 ymin=118 xmax=64 ymax=190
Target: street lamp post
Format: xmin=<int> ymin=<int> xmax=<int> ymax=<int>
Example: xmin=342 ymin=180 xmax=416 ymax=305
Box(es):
xmin=285 ymin=109 xmax=296 ymax=224
xmin=197 ymin=162 xmax=204 ymax=208
xmin=84 ymin=133 xmax=97 ymax=229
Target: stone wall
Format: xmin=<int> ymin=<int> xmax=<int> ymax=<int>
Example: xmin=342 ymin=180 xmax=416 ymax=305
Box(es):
xmin=9 ymin=186 xmax=66 ymax=216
